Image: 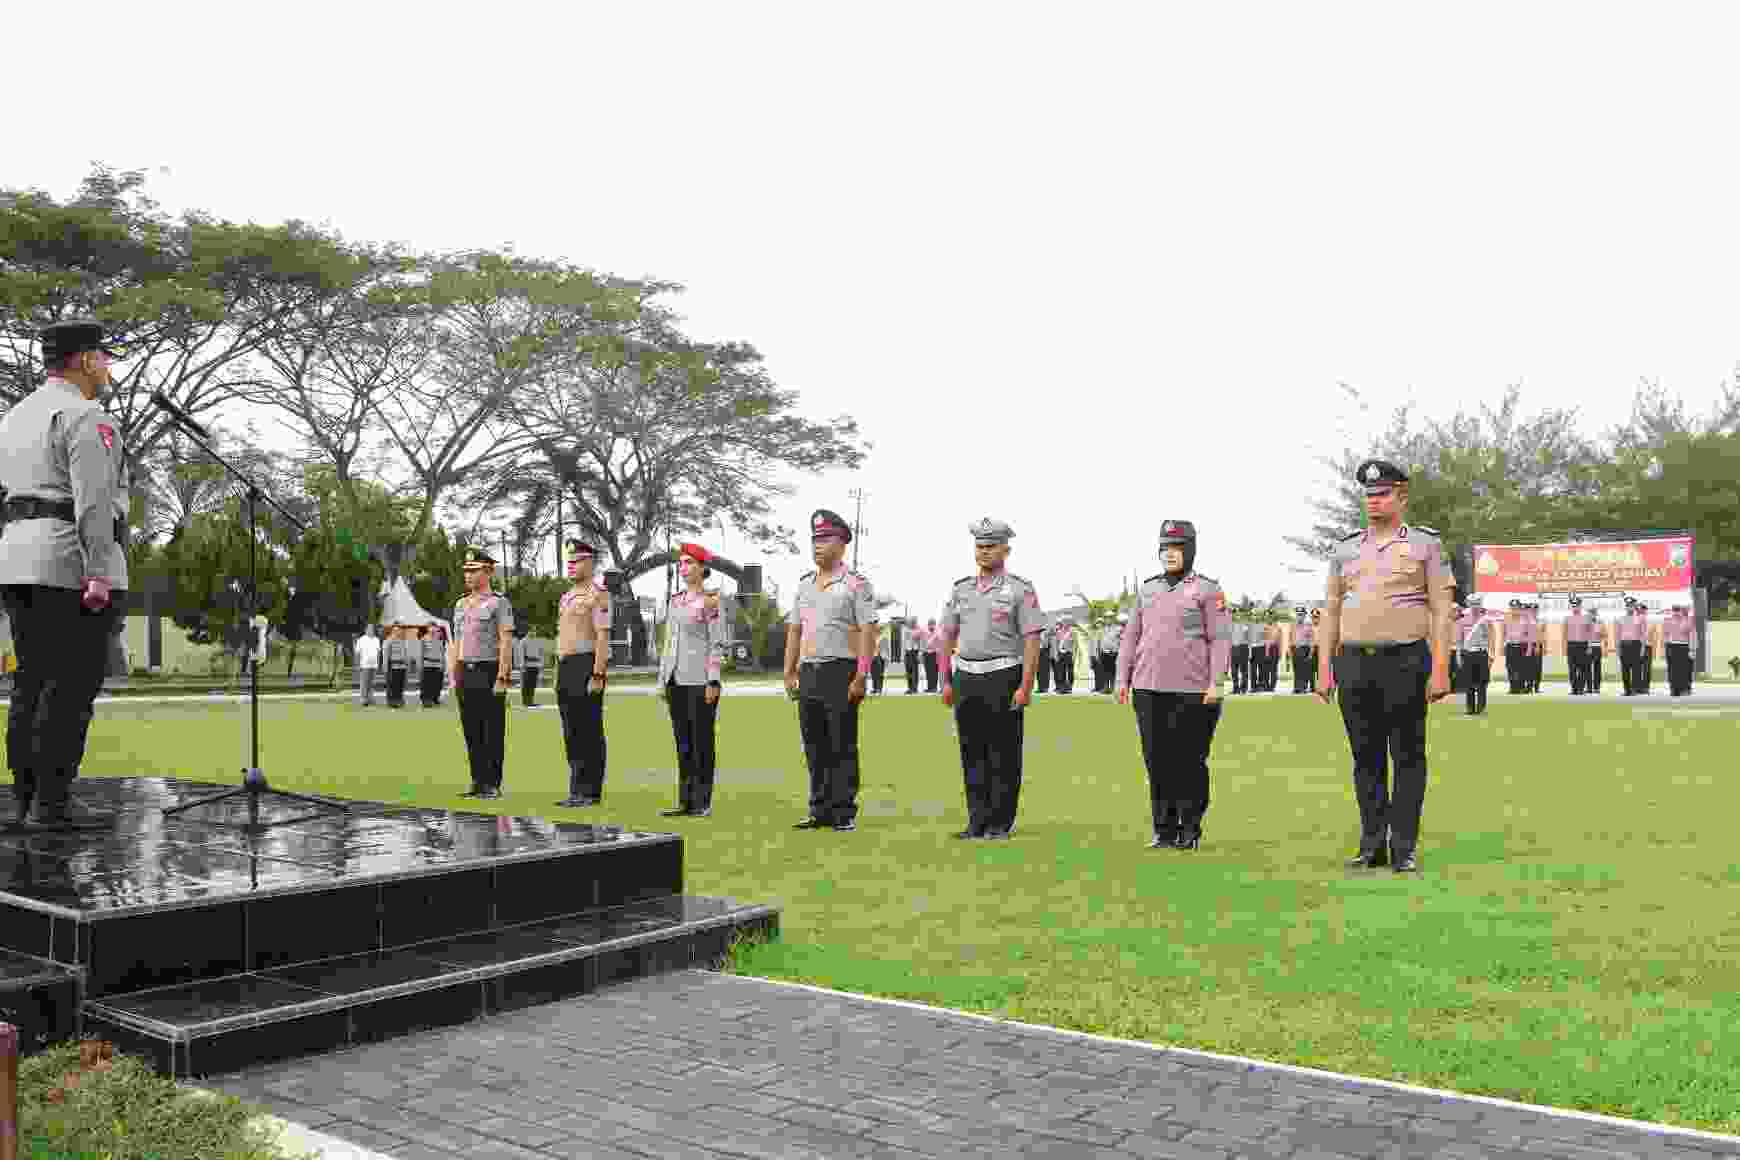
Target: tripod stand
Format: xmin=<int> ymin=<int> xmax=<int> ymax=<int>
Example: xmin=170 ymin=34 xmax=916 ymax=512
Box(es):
xmin=158 ymin=433 xmax=348 ymax=834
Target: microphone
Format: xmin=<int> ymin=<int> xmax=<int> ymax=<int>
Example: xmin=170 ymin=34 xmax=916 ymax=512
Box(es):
xmin=150 ymin=391 xmax=210 ymax=439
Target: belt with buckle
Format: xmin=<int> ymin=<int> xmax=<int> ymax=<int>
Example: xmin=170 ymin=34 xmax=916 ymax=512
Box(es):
xmin=1341 ymin=641 xmax=1423 ymax=656
xmin=4 ymin=497 xmax=126 ymax=543
xmin=953 ymin=655 xmax=1022 ymax=675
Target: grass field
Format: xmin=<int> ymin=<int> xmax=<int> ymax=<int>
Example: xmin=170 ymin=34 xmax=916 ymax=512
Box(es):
xmin=10 ymin=689 xmax=1740 ymax=1134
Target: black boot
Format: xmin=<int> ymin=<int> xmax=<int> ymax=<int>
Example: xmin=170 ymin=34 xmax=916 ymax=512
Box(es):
xmin=556 ymin=761 xmax=594 ymax=807
xmin=25 ymin=784 xmax=112 ymax=832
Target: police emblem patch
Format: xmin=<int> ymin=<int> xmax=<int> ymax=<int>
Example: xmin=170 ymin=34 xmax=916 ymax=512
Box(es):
xmin=97 ymin=423 xmax=115 ymax=451
xmin=1363 ymin=464 xmax=1379 ymax=483
xmin=1214 ymin=590 xmax=1226 ymax=612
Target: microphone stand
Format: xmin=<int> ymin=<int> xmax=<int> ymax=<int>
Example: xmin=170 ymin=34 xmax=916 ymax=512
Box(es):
xmin=154 ymin=410 xmax=347 ymax=834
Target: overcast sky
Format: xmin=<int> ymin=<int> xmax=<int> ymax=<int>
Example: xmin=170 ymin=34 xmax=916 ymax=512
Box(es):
xmin=14 ymin=1 xmax=1740 ymax=618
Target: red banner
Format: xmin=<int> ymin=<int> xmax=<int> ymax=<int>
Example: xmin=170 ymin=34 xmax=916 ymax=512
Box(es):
xmin=1471 ymin=535 xmax=1694 ymax=620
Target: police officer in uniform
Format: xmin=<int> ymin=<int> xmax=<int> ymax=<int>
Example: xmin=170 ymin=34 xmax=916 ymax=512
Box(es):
xmin=902 ymin=619 xmax=925 ymax=693
xmin=0 ymin=319 xmax=130 ymax=830
xmin=1229 ymin=612 xmax=1251 ymax=694
xmin=384 ymin=626 xmax=409 ymax=707
xmin=1317 ymin=460 xmax=1453 ymax=873
xmin=1563 ymin=596 xmax=1592 ymax=694
xmin=1458 ymin=594 xmax=1495 ymax=715
xmin=784 ymin=509 xmax=876 ymax=831
xmin=1117 ymin=520 xmax=1230 ymax=849
xmin=1095 ymin=616 xmax=1122 ymax=693
xmin=555 ymin=540 xmax=611 ymax=807
xmin=1589 ymin=601 xmax=1608 ymax=693
xmin=922 ymin=618 xmax=941 ymax=692
xmin=1052 ymin=615 xmax=1077 ymax=693
xmin=659 ymin=543 xmax=726 ymax=816
xmin=1526 ymin=602 xmax=1544 ymax=693
xmin=935 ymin=519 xmax=1043 ymax=839
xmin=1663 ymin=603 xmax=1696 ymax=696
xmin=1641 ymin=602 xmax=1660 ymax=694
xmin=520 ymin=630 xmax=545 ymax=707
xmin=1290 ymin=605 xmax=1315 ymax=694
xmin=419 ymin=625 xmax=445 ymax=706
xmin=1501 ymin=600 xmax=1523 ymax=694
xmin=1617 ymin=595 xmax=1645 ymax=695
xmin=448 ymin=549 xmax=514 ymax=798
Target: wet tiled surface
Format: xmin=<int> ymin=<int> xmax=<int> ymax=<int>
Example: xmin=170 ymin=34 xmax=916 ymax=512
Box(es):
xmin=208 ymin=970 xmax=1740 ymax=1160
xmin=0 ymin=777 xmax=675 ymax=917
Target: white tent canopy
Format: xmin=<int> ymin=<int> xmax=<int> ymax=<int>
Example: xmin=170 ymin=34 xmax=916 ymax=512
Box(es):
xmin=378 ymin=576 xmax=446 ymax=632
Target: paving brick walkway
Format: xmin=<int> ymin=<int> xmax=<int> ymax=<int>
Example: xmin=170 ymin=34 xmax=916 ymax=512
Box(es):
xmin=204 ymin=971 xmax=1740 ymax=1160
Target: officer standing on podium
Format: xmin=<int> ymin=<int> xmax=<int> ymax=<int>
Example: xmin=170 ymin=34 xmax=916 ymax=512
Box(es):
xmin=0 ymin=319 xmax=131 ymax=830
xmin=936 ymin=518 xmax=1044 ymax=840
xmin=449 ymin=549 xmax=514 ymax=798
xmin=1316 ymin=460 xmax=1453 ymax=874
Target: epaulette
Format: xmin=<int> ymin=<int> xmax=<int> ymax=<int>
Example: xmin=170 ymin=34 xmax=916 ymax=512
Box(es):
xmin=1412 ymin=524 xmax=1441 ymax=536
xmin=1007 ymin=572 xmax=1032 ymax=586
xmin=1143 ymin=573 xmax=1163 ymax=584
xmin=1194 ymin=573 xmax=1217 ymax=586
xmin=1340 ymin=530 xmax=1363 ymax=542
xmin=799 ymin=570 xmax=816 ymax=582
xmin=954 ymin=575 xmax=973 ymax=587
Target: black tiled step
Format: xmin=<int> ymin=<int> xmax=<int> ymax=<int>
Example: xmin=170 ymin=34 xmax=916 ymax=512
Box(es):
xmin=80 ymin=895 xmax=779 ymax=1079
xmin=0 ymin=949 xmax=79 ymax=1055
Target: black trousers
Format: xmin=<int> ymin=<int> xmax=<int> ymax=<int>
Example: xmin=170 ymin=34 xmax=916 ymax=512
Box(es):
xmin=1292 ymin=647 xmax=1314 ymax=693
xmin=1590 ymin=649 xmax=1604 ymax=692
xmin=1619 ymin=641 xmax=1643 ymax=694
xmin=922 ymin=652 xmax=939 ymax=692
xmin=1133 ymin=690 xmax=1222 ymax=839
xmin=1666 ymin=643 xmax=1693 ymax=695
xmin=904 ymin=649 xmax=921 ymax=692
xmin=2 ymin=585 xmax=123 ymax=813
xmin=521 ymin=665 xmax=541 ymax=706
xmin=1035 ymin=649 xmax=1052 ymax=693
xmin=557 ymin=654 xmax=606 ymax=798
xmin=665 ymin=680 xmax=718 ymax=812
xmin=953 ymin=666 xmax=1026 ymax=835
xmin=1642 ymin=647 xmax=1654 ymax=693
xmin=798 ymin=659 xmax=860 ymax=824
xmin=386 ymin=666 xmax=408 ymax=707
xmin=1504 ymin=644 xmax=1523 ymax=693
xmin=1334 ymin=641 xmax=1431 ymax=857
xmin=1230 ymin=645 xmax=1249 ymax=693
xmin=1529 ymin=647 xmax=1542 ymax=691
xmin=456 ymin=662 xmax=507 ymax=789
xmin=1566 ymin=642 xmax=1588 ymax=693
xmin=419 ymin=666 xmax=443 ymax=706
xmin=1053 ymin=652 xmax=1075 ymax=693
xmin=1448 ymin=647 xmax=1460 ymax=692
xmin=871 ymin=655 xmax=886 ymax=694
xmin=1460 ymin=650 xmax=1490 ymax=713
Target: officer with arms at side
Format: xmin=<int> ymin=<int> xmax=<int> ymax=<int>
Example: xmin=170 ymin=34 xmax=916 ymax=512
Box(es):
xmin=784 ymin=509 xmax=877 ymax=831
xmin=1117 ymin=520 xmax=1230 ymax=850
xmin=935 ymin=518 xmax=1044 ymax=840
xmin=1316 ymin=460 xmax=1453 ymax=874
xmin=1457 ymin=594 xmax=1496 ymax=715
xmin=1663 ymin=602 xmax=1696 ymax=696
xmin=555 ymin=539 xmax=612 ymax=807
xmin=1289 ymin=605 xmax=1315 ymax=694
xmin=0 ymin=319 xmax=131 ymax=830
xmin=448 ymin=549 xmax=515 ymax=799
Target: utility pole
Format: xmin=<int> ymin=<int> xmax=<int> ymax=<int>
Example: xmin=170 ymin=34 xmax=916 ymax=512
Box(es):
xmin=848 ymin=487 xmax=867 ymax=571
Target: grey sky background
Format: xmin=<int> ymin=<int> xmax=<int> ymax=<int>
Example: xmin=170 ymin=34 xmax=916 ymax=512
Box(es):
xmin=13 ymin=1 xmax=1740 ymax=619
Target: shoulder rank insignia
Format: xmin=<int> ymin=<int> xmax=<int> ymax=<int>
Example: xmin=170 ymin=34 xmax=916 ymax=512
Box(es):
xmin=1143 ymin=573 xmax=1163 ymax=584
xmin=953 ymin=575 xmax=973 ymax=587
xmin=1413 ymin=524 xmax=1440 ymax=536
xmin=798 ymin=570 xmax=816 ymax=582
xmin=1340 ymin=529 xmax=1363 ymax=542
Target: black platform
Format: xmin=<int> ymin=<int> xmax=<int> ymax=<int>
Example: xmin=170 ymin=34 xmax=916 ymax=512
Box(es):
xmin=0 ymin=778 xmax=778 ymax=1078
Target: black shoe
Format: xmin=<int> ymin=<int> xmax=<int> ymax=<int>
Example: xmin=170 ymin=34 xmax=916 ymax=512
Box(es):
xmin=1149 ymin=831 xmax=1178 ymax=849
xmin=1174 ymin=832 xmax=1200 ymax=850
xmin=1392 ymin=851 xmax=1420 ymax=873
xmin=555 ymin=797 xmax=598 ymax=808
xmin=833 ymin=820 xmax=857 ymax=832
xmin=660 ymin=807 xmax=690 ymax=817
xmin=24 ymin=809 xmax=112 ymax=832
xmin=1346 ymin=848 xmax=1388 ymax=868
xmin=954 ymin=829 xmax=984 ymax=839
xmin=478 ymin=788 xmax=502 ymax=800
xmin=458 ymin=787 xmax=486 ymax=798
xmin=689 ymin=807 xmax=711 ymax=818
xmin=793 ymin=817 xmax=828 ymax=829
xmin=981 ymin=828 xmax=1008 ymax=840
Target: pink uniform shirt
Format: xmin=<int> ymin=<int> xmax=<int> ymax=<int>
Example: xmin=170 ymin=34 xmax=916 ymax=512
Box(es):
xmin=1324 ymin=525 xmax=1451 ymax=645
xmin=1618 ymin=611 xmax=1646 ymax=643
xmin=1117 ymin=572 xmax=1231 ymax=693
xmin=1663 ymin=611 xmax=1694 ymax=645
xmin=1563 ymin=610 xmax=1593 ymax=643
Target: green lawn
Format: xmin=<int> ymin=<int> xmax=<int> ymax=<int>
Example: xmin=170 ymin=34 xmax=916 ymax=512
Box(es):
xmin=15 ymin=691 xmax=1740 ymax=1134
